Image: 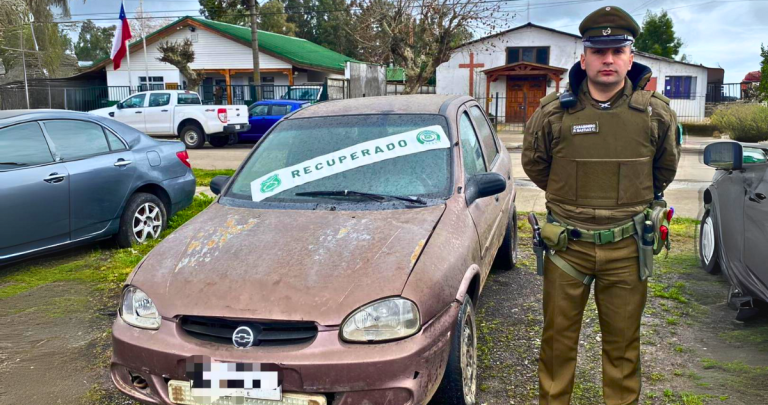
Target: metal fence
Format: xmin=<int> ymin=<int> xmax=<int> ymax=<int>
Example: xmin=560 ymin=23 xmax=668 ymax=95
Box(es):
xmin=386 ymin=83 xmax=436 ymax=95
xmin=0 ymin=86 xmax=133 ymax=111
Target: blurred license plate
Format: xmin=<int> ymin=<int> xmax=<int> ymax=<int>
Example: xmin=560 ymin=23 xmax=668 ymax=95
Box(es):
xmin=168 ymin=380 xmax=326 ymax=405
xmin=235 ymin=125 xmax=241 ymax=129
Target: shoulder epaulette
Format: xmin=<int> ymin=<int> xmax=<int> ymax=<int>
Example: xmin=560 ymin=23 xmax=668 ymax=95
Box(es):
xmin=651 ymin=91 xmax=670 ymax=105
xmin=540 ymin=92 xmax=559 ymax=107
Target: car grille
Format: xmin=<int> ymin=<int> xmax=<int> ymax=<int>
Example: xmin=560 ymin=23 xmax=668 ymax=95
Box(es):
xmin=180 ymin=316 xmax=318 ymax=347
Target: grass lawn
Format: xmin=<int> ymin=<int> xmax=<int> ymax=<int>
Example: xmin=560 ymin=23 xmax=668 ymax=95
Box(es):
xmin=192 ymin=168 xmax=235 ymax=187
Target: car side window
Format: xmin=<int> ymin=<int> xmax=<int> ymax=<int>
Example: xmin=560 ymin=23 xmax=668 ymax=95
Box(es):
xmin=122 ymin=94 xmax=146 ymax=109
xmin=250 ymin=105 xmax=269 ymax=117
xmin=178 ymin=93 xmax=201 ymax=105
xmin=0 ymin=122 xmax=54 ymax=170
xmin=105 ymin=130 xmax=127 ymax=151
xmin=148 ymin=93 xmax=171 ymax=108
xmin=469 ymin=106 xmax=499 ymax=168
xmin=459 ymin=112 xmax=487 ymax=177
xmin=272 ymin=105 xmax=291 ymax=116
xmin=43 ymin=120 xmax=111 ymax=160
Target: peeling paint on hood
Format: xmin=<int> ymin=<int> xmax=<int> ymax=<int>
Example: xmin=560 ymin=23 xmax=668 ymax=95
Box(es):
xmin=132 ymin=202 xmax=446 ymax=326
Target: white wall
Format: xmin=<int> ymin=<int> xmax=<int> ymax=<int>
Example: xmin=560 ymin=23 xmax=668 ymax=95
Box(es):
xmin=437 ymin=25 xmax=710 ymax=120
xmin=106 ymin=27 xmax=291 ymax=87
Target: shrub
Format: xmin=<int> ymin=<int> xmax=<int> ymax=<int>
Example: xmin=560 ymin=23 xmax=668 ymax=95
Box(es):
xmin=710 ymin=103 xmax=768 ymax=142
xmin=681 ymin=122 xmax=719 ymax=137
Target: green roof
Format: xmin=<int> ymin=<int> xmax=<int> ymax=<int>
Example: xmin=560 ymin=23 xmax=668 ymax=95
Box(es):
xmin=91 ymin=16 xmax=355 ymax=74
xmin=387 ymin=67 xmax=405 ymax=82
xmin=190 ymin=17 xmax=354 ymax=73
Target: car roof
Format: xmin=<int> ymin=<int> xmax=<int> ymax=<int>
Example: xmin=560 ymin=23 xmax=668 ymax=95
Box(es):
xmin=289 ymin=95 xmax=471 ymax=118
xmin=254 ymin=100 xmax=308 ymax=105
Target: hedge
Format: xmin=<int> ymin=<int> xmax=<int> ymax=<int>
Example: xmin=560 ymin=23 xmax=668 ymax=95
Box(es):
xmin=711 ymin=104 xmax=768 ymax=143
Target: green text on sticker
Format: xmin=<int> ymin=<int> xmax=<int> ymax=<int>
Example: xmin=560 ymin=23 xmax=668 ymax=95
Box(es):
xmin=416 ymin=130 xmax=441 ymax=145
xmin=260 ymin=174 xmax=282 ymax=194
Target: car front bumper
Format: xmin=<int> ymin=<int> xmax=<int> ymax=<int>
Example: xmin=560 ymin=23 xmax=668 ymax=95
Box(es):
xmin=223 ymin=123 xmax=251 ymax=134
xmin=111 ymin=302 xmax=458 ymax=405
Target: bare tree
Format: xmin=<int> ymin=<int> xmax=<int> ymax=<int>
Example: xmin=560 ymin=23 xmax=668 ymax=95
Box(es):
xmin=130 ymin=7 xmax=174 ymax=37
xmin=156 ymin=38 xmax=204 ymax=91
xmin=353 ymin=0 xmax=511 ymax=94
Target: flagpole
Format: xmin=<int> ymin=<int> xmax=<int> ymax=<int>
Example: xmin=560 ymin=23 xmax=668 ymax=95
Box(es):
xmin=141 ymin=0 xmax=150 ymax=90
xmin=127 ymin=37 xmax=132 ymax=92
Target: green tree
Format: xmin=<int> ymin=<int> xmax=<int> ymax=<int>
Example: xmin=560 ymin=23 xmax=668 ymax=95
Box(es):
xmin=759 ymin=43 xmax=768 ymax=102
xmin=260 ymin=0 xmax=296 ymax=36
xmin=74 ymin=20 xmax=115 ymax=62
xmin=315 ymin=0 xmax=358 ymax=58
xmin=634 ymin=9 xmax=683 ymax=59
xmin=284 ymin=0 xmax=316 ymax=41
xmin=198 ymin=0 xmax=252 ymax=26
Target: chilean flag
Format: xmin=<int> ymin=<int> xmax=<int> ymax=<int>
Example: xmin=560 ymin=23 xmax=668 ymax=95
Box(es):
xmin=110 ymin=1 xmax=132 ymax=70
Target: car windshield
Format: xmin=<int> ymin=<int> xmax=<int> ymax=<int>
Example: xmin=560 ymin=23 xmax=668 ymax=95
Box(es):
xmin=226 ymin=114 xmax=452 ymax=205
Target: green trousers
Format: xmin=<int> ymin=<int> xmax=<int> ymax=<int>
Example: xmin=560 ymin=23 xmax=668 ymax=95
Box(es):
xmin=538 ymin=236 xmax=648 ymax=405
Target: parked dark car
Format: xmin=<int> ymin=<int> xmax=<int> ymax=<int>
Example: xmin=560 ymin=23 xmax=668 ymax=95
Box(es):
xmin=0 ymin=110 xmax=196 ymax=265
xmin=111 ymin=95 xmax=518 ymax=405
xmin=239 ymin=100 xmax=309 ymax=142
xmin=700 ymin=141 xmax=768 ymax=320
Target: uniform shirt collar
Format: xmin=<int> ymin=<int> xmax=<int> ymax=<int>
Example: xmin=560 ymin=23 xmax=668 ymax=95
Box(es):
xmin=580 ymin=77 xmax=633 ymax=110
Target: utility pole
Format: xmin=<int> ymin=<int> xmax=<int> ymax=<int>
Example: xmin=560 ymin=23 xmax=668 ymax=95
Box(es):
xmin=248 ymin=0 xmax=261 ymax=99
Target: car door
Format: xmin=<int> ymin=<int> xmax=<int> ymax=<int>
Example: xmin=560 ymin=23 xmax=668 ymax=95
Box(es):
xmin=113 ymin=93 xmax=147 ymax=132
xmin=42 ymin=120 xmax=137 ymax=240
xmin=143 ymin=92 xmax=173 ymax=135
xmin=741 ymin=149 xmax=768 ymax=286
xmin=0 ymin=122 xmax=70 ymax=260
xmin=458 ymin=108 xmax=503 ymax=278
xmin=249 ymin=104 xmax=272 ymax=135
xmin=265 ymin=104 xmax=291 ymax=130
xmin=468 ymin=104 xmax=510 ymax=255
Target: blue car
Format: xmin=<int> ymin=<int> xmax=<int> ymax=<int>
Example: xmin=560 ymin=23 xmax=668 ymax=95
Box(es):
xmin=0 ymin=110 xmax=196 ymax=264
xmin=239 ymin=100 xmax=309 ymax=142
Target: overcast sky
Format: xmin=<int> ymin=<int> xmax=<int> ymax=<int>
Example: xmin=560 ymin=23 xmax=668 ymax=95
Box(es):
xmin=62 ymin=0 xmax=767 ymax=83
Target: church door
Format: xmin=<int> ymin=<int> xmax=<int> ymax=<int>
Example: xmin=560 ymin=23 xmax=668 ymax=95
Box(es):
xmin=505 ymin=77 xmax=546 ymax=123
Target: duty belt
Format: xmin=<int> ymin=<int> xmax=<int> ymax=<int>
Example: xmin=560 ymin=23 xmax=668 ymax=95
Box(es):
xmin=547 ymin=213 xmax=637 ymax=245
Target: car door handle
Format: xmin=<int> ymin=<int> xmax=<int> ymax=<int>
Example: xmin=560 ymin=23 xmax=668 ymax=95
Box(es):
xmin=114 ymin=159 xmax=132 ymax=167
xmin=161 ymin=109 xmax=169 ymax=112
xmin=494 ymin=195 xmax=499 ymax=202
xmin=135 ymin=111 xmax=142 ymax=114
xmin=43 ymin=173 xmax=66 ymax=183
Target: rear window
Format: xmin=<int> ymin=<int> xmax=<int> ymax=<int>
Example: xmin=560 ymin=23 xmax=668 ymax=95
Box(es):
xmin=272 ymin=105 xmax=292 ymax=116
xmin=178 ymin=93 xmax=201 ymax=105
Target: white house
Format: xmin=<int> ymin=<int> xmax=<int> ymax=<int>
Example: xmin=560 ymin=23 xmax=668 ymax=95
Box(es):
xmin=436 ymin=23 xmax=713 ymax=124
xmin=85 ymin=16 xmax=352 ymax=104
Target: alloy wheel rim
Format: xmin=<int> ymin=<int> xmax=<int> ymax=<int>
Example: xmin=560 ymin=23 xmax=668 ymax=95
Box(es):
xmin=133 ymin=202 xmax=162 ymax=243
xmin=702 ymin=216 xmax=715 ymax=264
xmin=185 ymin=131 xmax=199 ymax=145
xmin=460 ymin=310 xmax=477 ymax=404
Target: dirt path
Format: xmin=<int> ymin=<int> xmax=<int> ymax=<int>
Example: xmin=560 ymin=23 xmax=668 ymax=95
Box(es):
xmin=476 ymin=214 xmax=768 ymax=405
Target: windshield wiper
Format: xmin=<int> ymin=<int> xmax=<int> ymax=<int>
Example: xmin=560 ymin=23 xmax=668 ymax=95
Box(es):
xmin=295 ymin=190 xmax=427 ymax=205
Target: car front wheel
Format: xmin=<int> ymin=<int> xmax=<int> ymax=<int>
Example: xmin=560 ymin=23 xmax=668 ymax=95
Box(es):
xmin=699 ymin=209 xmax=722 ymax=275
xmin=115 ymin=193 xmax=167 ymax=248
xmin=431 ymin=298 xmax=477 ymax=405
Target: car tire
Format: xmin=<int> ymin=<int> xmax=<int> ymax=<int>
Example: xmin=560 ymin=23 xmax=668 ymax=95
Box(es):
xmin=699 ymin=209 xmax=722 ymax=275
xmin=494 ymin=206 xmax=518 ymax=270
xmin=208 ymin=136 xmax=229 ymax=148
xmin=115 ymin=193 xmax=168 ymax=248
xmin=430 ymin=298 xmax=477 ymax=405
xmin=181 ymin=125 xmax=205 ymax=149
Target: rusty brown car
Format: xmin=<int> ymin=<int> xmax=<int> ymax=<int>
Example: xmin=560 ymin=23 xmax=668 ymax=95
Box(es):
xmin=111 ymin=95 xmax=518 ymax=405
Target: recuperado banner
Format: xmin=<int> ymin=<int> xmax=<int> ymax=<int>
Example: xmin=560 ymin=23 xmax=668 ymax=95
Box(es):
xmin=250 ymin=125 xmax=450 ymax=202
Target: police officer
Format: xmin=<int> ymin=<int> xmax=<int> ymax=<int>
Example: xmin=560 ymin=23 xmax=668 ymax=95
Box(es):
xmin=522 ymin=6 xmax=681 ymax=405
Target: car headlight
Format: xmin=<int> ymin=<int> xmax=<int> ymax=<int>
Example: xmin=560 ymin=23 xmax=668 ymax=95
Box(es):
xmin=341 ymin=297 xmax=420 ymax=342
xmin=120 ymin=286 xmax=161 ymax=330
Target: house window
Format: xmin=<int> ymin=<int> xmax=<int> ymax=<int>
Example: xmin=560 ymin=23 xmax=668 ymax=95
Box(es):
xmin=139 ymin=76 xmax=164 ymax=91
xmin=664 ymin=76 xmax=697 ymax=100
xmin=506 ymin=47 xmax=549 ymax=65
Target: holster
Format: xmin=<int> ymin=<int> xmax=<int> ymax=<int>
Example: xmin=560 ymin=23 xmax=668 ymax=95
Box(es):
xmin=646 ymin=200 xmax=671 ymax=256
xmin=632 ymin=212 xmax=654 ymax=281
xmin=533 ymin=243 xmax=546 ymax=276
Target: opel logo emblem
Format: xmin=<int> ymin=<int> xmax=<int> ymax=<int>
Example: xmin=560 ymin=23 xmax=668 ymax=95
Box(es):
xmin=232 ymin=326 xmax=255 ymax=348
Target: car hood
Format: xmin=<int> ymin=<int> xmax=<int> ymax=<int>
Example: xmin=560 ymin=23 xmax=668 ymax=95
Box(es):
xmin=132 ymin=202 xmax=446 ymax=326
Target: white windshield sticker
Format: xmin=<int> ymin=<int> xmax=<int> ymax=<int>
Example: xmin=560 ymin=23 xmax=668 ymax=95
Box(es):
xmin=250 ymin=125 xmax=450 ymax=202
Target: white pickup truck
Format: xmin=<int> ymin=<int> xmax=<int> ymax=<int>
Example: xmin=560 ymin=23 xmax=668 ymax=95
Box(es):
xmin=90 ymin=90 xmax=250 ymax=149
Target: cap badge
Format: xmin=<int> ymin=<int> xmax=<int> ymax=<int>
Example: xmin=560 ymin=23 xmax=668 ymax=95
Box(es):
xmin=606 ymin=6 xmax=611 ymax=10
xmin=602 ymin=27 xmax=611 ymax=35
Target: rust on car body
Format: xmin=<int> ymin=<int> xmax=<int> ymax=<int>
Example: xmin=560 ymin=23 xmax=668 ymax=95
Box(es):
xmin=112 ymin=95 xmax=517 ymax=405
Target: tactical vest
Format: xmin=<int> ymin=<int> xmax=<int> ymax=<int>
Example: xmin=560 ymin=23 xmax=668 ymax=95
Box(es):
xmin=545 ymin=90 xmax=657 ymax=208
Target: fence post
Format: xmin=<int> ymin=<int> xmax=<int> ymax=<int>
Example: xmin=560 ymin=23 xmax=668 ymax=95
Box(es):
xmin=495 ymin=92 xmax=499 ymax=125
xmin=48 ymin=85 xmax=52 ymax=108
xmin=64 ymin=88 xmax=68 ymax=110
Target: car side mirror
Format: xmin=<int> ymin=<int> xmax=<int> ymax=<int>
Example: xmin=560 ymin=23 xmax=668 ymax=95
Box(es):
xmin=210 ymin=175 xmax=231 ymax=195
xmin=465 ymin=172 xmax=506 ymax=205
xmin=116 ymin=102 xmax=123 ymax=110
xmin=704 ymin=142 xmax=743 ymax=171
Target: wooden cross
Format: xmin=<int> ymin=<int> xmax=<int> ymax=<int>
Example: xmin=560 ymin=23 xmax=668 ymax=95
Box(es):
xmin=459 ymin=52 xmax=485 ymax=97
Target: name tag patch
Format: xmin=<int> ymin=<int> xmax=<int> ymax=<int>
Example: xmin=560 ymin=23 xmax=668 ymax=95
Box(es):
xmin=572 ymin=123 xmax=599 ymax=135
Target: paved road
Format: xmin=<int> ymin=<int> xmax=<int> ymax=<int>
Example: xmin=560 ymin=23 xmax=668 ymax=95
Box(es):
xmin=189 ymin=144 xmax=713 ymax=219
